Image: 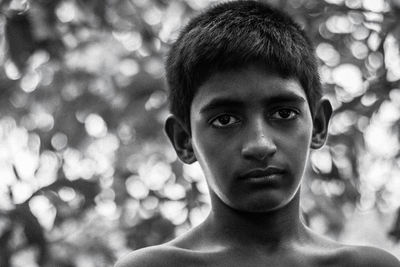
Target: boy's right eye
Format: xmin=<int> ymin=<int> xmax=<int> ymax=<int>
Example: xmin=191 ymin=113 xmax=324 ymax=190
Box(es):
xmin=210 ymin=114 xmax=240 ymax=128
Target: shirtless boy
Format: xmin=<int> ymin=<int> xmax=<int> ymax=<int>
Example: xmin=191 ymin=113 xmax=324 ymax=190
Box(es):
xmin=115 ymin=1 xmax=400 ymax=266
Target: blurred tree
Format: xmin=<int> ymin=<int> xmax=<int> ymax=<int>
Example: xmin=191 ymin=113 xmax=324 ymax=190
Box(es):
xmin=0 ymin=0 xmax=399 ymax=266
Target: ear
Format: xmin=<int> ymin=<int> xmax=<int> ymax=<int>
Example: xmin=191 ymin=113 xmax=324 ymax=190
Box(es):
xmin=311 ymin=99 xmax=333 ymax=149
xmin=164 ymin=115 xmax=197 ymax=164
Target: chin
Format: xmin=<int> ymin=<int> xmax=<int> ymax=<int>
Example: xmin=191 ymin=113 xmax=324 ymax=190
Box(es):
xmin=231 ymin=194 xmax=291 ymax=213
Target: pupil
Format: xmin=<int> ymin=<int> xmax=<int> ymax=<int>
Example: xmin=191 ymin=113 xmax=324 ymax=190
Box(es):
xmin=219 ymin=115 xmax=230 ymax=124
xmin=279 ymin=110 xmax=290 ymax=118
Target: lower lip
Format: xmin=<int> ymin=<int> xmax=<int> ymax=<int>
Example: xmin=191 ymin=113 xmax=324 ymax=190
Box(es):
xmin=244 ymin=174 xmax=283 ymax=183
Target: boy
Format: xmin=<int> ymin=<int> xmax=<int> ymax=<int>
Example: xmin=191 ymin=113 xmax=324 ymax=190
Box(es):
xmin=116 ymin=1 xmax=400 ymax=266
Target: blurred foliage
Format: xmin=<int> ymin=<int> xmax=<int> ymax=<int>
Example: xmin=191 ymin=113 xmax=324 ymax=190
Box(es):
xmin=0 ymin=0 xmax=399 ymax=266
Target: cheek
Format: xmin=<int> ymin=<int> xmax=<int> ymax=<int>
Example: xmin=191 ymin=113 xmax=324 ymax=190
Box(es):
xmin=192 ymin=134 xmax=222 ymax=167
xmin=276 ymin=120 xmax=312 ymax=156
xmin=191 ymin=129 xmax=234 ymax=181
xmin=285 ymin=123 xmax=313 ymax=168
xmin=191 ymin=127 xmax=211 ymax=156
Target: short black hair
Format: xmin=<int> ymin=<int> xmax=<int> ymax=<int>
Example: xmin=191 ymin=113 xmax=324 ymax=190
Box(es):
xmin=165 ymin=0 xmax=322 ymax=128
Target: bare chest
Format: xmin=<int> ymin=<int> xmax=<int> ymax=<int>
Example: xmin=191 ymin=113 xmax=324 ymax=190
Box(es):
xmin=174 ymin=249 xmax=348 ymax=267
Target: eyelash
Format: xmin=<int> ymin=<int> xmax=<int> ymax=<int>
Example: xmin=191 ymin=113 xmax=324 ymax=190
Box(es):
xmin=209 ymin=108 xmax=300 ymax=128
xmin=209 ymin=114 xmax=241 ymax=128
xmin=269 ymin=108 xmax=300 ymax=120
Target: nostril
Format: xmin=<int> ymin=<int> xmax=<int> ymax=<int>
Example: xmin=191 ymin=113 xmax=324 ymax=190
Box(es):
xmin=241 ymin=119 xmax=277 ymax=160
xmin=241 ymin=137 xmax=277 ymax=161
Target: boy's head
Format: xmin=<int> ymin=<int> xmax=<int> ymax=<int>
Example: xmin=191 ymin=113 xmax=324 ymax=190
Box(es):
xmin=164 ymin=0 xmax=332 ymax=212
xmin=166 ymin=0 xmax=322 ymax=129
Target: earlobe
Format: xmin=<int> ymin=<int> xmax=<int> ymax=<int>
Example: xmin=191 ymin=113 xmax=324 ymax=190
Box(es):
xmin=311 ymin=99 xmax=333 ymax=149
xmin=164 ymin=115 xmax=197 ymax=164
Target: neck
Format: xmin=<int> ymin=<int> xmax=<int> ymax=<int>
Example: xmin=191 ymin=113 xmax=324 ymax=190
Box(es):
xmin=205 ymin=189 xmax=309 ymax=250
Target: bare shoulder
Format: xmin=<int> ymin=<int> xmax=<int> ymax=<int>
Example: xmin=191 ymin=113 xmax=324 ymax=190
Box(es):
xmin=307 ymin=227 xmax=400 ymax=267
xmin=114 ymin=244 xmax=200 ymax=267
xmin=114 ymin=222 xmax=215 ymax=267
xmin=114 ymin=246 xmax=168 ymax=267
xmin=344 ymin=245 xmax=400 ymax=267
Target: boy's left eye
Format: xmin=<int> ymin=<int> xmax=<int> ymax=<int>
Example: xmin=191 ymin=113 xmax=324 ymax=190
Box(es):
xmin=270 ymin=109 xmax=299 ymax=120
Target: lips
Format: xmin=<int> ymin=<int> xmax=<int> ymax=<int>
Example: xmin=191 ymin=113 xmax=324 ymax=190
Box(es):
xmin=239 ymin=167 xmax=286 ymax=181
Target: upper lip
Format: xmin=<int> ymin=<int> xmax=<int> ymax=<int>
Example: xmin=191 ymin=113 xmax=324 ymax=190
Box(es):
xmin=239 ymin=167 xmax=286 ymax=179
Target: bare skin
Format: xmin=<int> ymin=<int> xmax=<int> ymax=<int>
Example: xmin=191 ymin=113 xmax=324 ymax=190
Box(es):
xmin=115 ymin=65 xmax=400 ymax=267
xmin=116 ymin=192 xmax=400 ymax=267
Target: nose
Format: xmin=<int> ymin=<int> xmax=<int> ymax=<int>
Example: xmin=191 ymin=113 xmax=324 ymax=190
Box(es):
xmin=241 ymin=118 xmax=277 ymax=161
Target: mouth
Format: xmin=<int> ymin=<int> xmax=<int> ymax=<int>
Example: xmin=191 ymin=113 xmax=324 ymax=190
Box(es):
xmin=239 ymin=167 xmax=286 ymax=182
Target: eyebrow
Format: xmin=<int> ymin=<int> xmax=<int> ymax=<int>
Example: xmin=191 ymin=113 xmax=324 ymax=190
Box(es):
xmin=199 ymin=92 xmax=306 ymax=113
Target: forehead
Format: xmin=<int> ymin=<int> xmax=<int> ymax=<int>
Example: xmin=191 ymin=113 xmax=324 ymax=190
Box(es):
xmin=191 ymin=64 xmax=308 ymax=111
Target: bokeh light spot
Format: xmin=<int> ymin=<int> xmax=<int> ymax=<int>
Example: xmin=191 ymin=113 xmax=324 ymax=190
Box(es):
xmin=5 ymin=60 xmax=21 ymax=80
xmin=332 ymin=64 xmax=363 ymax=95
xmin=56 ymin=1 xmax=77 ymax=23
xmin=20 ymin=71 xmax=40 ymax=93
xmin=85 ymin=113 xmax=108 ymax=138
xmin=316 ymin=43 xmax=340 ymax=66
xmin=51 ymin=132 xmax=68 ymax=150
xmin=126 ymin=175 xmax=149 ymax=199
xmin=29 ymin=195 xmax=56 ymax=230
